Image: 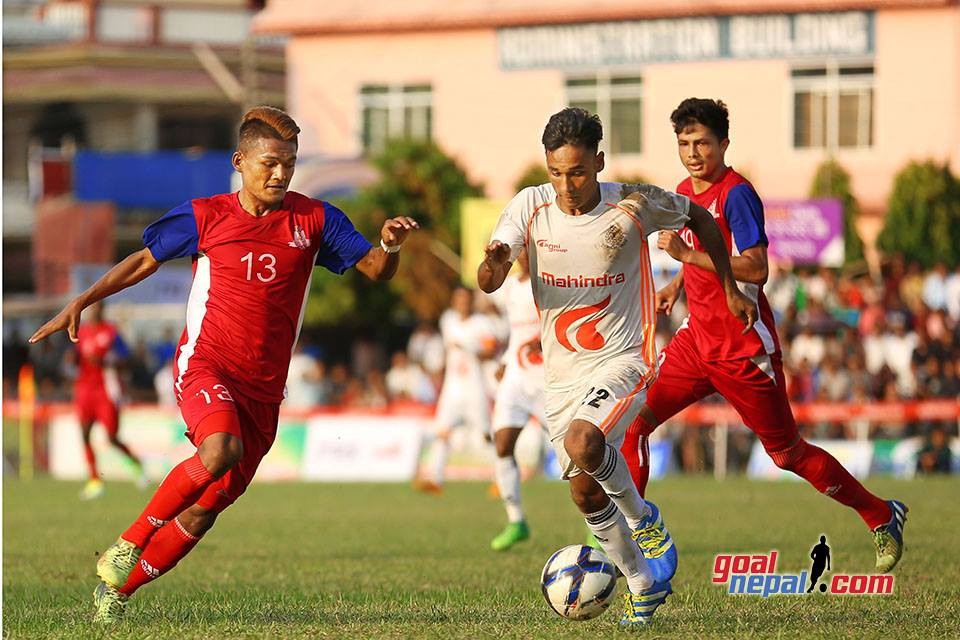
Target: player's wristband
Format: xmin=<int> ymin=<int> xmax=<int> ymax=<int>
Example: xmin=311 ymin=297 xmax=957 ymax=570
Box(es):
xmin=380 ymin=238 xmax=401 ymax=254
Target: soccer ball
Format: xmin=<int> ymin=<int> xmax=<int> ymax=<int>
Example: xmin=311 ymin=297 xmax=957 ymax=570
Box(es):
xmin=540 ymin=544 xmax=618 ymax=620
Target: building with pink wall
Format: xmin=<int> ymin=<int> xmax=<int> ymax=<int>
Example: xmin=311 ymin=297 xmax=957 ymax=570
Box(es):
xmin=255 ymin=0 xmax=960 ymax=221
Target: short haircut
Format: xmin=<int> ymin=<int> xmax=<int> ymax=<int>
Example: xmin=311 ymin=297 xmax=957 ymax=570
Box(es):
xmin=541 ymin=107 xmax=603 ymax=152
xmin=238 ymin=105 xmax=300 ymax=149
xmin=670 ymin=98 xmax=730 ymax=141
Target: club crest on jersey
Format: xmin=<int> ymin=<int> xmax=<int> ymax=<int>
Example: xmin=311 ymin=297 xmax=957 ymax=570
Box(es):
xmin=599 ymin=223 xmax=627 ymax=260
xmin=288 ymin=224 xmax=311 ymax=249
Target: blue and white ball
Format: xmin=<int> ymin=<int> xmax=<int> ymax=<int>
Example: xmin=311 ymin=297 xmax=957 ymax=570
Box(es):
xmin=540 ymin=544 xmax=618 ymax=620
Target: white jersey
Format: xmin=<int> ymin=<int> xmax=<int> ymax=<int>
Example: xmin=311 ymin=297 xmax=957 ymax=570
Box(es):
xmin=491 ymin=274 xmax=543 ymax=391
xmin=438 ymin=309 xmax=496 ymax=395
xmin=491 ymin=182 xmax=690 ymax=389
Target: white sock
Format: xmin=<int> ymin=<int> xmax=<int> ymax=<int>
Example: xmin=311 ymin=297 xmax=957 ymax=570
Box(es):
xmin=584 ymin=500 xmax=654 ymax=594
xmin=494 ymin=455 xmax=525 ymax=523
xmin=429 ymin=438 xmax=450 ymax=485
xmin=587 ymin=444 xmax=651 ymax=530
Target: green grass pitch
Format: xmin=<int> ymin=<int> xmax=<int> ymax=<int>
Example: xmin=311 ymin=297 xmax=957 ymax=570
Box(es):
xmin=4 ymin=475 xmax=959 ymax=639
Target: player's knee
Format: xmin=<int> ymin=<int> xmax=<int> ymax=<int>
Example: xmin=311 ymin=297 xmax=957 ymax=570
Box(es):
xmin=768 ymin=438 xmax=807 ymax=471
xmin=493 ymin=429 xmax=518 ymax=458
xmin=179 ymin=504 xmax=218 ymax=537
xmin=198 ymin=434 xmax=243 ymax=477
xmin=563 ymin=422 xmax=603 ymax=466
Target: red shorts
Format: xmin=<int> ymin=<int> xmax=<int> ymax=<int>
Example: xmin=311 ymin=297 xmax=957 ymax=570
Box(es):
xmin=177 ymin=371 xmax=280 ymax=513
xmin=76 ymin=388 xmax=120 ymax=436
xmin=646 ymin=328 xmax=799 ymax=454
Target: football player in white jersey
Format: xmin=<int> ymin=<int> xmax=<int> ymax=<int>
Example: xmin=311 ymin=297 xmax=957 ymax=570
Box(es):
xmin=478 ymin=108 xmax=755 ymax=625
xmin=414 ymin=286 xmax=498 ymax=493
xmin=486 ymin=247 xmax=546 ymax=551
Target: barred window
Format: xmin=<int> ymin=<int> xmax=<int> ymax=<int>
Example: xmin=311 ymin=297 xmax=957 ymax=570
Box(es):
xmin=793 ymin=63 xmax=873 ymax=150
xmin=360 ymin=84 xmax=432 ymax=155
xmin=566 ymin=74 xmax=643 ymax=155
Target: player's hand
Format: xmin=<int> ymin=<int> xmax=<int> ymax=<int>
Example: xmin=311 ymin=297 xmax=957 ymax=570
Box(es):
xmin=656 ymin=230 xmax=692 ymax=263
xmin=656 ymin=282 xmax=681 ymax=316
xmin=29 ymin=301 xmax=83 ymax=344
xmin=381 ymin=216 xmax=419 ymax=248
xmin=725 ymin=289 xmax=757 ymax=334
xmin=483 ymin=241 xmax=512 ymax=268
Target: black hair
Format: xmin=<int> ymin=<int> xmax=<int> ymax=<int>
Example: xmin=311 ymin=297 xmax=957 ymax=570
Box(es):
xmin=541 ymin=107 xmax=603 ymax=152
xmin=670 ymin=98 xmax=729 ymax=141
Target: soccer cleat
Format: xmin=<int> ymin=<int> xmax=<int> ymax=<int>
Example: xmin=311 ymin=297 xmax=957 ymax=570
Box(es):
xmin=97 ymin=538 xmax=142 ymax=588
xmin=631 ymin=500 xmax=678 ymax=583
xmin=490 ymin=521 xmax=530 ymax=551
xmin=620 ymin=581 xmax=672 ymax=626
xmin=79 ymin=478 xmax=105 ymax=501
xmin=873 ymin=500 xmax=908 ymax=573
xmin=412 ymin=478 xmax=443 ymax=495
xmin=93 ymin=581 xmax=128 ymax=624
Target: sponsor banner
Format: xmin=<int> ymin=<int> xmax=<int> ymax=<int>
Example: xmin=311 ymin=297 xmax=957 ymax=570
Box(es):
xmin=300 ymin=415 xmax=425 ymax=482
xmin=764 ymin=199 xmax=844 ymax=267
xmin=460 ymin=197 xmax=507 ymax=288
xmin=49 ymin=407 xmax=191 ymax=481
xmin=747 ymin=439 xmax=873 ymax=480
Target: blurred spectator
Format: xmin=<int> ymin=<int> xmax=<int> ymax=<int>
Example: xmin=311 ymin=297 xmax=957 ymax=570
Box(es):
xmin=899 ymin=261 xmax=925 ymax=312
xmin=407 ymin=321 xmax=445 ymax=377
xmin=815 ymin=354 xmax=851 ymax=401
xmin=922 ymin=262 xmax=949 ymax=312
xmin=149 ymin=327 xmax=178 ymax=375
xmin=154 ymin=359 xmax=176 ymax=408
xmin=286 ymin=345 xmax=325 ymax=409
xmin=791 ymin=325 xmax=825 ymax=368
xmin=945 ymin=264 xmax=960 ymax=321
xmin=385 ymin=351 xmax=436 ymax=403
xmin=916 ymin=425 xmax=952 ymax=474
xmin=3 ymin=328 xmax=30 ymax=391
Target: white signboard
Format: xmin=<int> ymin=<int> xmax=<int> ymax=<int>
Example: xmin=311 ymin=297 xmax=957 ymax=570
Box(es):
xmin=300 ymin=415 xmax=425 ymax=482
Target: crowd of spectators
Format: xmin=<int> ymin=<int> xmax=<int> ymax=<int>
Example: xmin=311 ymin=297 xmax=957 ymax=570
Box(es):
xmin=4 ymin=258 xmax=958 ymax=449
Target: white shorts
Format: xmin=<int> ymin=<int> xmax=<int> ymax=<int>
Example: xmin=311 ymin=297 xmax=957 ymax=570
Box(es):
xmin=491 ymin=370 xmax=545 ymax=433
xmin=545 ymin=353 xmax=653 ymax=479
xmin=434 ymin=388 xmax=491 ymax=434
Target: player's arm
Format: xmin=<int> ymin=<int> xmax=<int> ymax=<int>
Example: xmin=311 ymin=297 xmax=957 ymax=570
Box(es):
xmin=658 ymin=233 xmax=768 ymax=284
xmin=656 ymin=269 xmax=685 ymax=316
xmin=683 ymin=203 xmax=757 ymax=332
xmin=657 ymin=183 xmax=769 ymax=284
xmin=354 ymin=216 xmax=419 ymax=281
xmin=29 ymin=249 xmax=161 ymax=344
xmin=477 ymin=241 xmax=513 ymax=293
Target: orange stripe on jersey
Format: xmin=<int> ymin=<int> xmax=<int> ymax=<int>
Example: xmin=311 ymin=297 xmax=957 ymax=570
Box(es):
xmin=596 ymin=376 xmax=651 ymax=434
xmin=525 ymin=201 xmax=551 ymax=314
xmin=615 ymin=205 xmax=659 ymax=369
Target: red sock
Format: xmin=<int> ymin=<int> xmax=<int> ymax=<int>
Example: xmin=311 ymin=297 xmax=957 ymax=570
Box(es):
xmin=83 ymin=443 xmax=99 ymax=480
xmin=121 ymin=454 xmax=214 ymax=548
xmin=119 ymin=518 xmax=201 ymax=596
xmin=773 ymin=442 xmax=891 ymax=530
xmin=620 ymin=416 xmax=654 ymax=497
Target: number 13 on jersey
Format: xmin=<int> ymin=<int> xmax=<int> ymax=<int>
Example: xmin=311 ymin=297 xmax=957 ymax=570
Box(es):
xmin=241 ymin=252 xmax=277 ymax=282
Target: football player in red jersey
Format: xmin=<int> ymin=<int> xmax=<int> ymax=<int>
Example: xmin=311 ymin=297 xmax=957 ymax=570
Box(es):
xmin=621 ymin=97 xmax=907 ymax=574
xmin=30 ymin=106 xmax=418 ymax=623
xmin=73 ymin=301 xmax=147 ymax=500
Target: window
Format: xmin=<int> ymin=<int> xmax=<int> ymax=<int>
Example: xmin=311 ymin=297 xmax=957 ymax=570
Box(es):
xmin=360 ymin=84 xmax=432 ymax=155
xmin=565 ymin=74 xmax=643 ymax=154
xmin=792 ymin=63 xmax=873 ymax=150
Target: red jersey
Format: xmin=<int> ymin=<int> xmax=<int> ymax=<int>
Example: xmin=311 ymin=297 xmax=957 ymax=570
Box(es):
xmin=142 ymin=191 xmax=372 ymax=403
xmin=675 ymin=168 xmax=780 ymax=361
xmin=75 ymin=321 xmax=123 ymax=396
